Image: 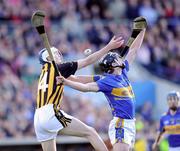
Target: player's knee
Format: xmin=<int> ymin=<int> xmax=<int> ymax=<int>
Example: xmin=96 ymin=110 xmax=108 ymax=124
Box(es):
xmin=85 ymin=126 xmax=97 ymax=137
xmin=89 ymin=126 xmax=97 ymax=134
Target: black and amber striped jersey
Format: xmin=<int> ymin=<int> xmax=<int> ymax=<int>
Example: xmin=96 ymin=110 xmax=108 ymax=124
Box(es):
xmin=36 ymin=61 xmax=78 ymax=108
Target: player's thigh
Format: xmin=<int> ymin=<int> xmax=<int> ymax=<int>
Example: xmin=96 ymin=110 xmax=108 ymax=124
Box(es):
xmin=113 ymin=142 xmax=130 ymax=151
xmin=41 ymin=138 xmax=57 ymax=151
xmin=59 ymin=117 xmax=92 ymax=137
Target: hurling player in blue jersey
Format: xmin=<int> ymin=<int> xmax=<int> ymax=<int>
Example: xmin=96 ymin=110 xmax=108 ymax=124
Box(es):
xmin=56 ymin=17 xmax=147 ymax=151
xmin=152 ymin=91 xmax=180 ymax=151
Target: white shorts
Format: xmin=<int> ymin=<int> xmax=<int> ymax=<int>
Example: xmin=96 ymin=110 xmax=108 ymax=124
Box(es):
xmin=169 ymin=147 xmax=180 ymax=151
xmin=108 ymin=117 xmax=136 ymax=148
xmin=34 ymin=104 xmax=72 ymax=142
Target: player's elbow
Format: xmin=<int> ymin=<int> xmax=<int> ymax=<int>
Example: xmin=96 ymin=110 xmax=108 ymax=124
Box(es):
xmin=78 ymin=58 xmax=89 ymax=69
xmin=81 ymin=89 xmax=89 ymax=92
xmin=84 ymin=61 xmax=90 ymax=68
xmin=81 ymin=84 xmax=96 ymax=92
xmin=81 ymin=86 xmax=90 ymax=92
xmin=84 ymin=56 xmax=94 ymax=67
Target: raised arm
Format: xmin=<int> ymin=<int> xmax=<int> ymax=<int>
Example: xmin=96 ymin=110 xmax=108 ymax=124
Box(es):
xmin=77 ymin=36 xmax=124 ymax=70
xmin=56 ymin=76 xmax=99 ymax=92
xmin=116 ymin=17 xmax=147 ymax=64
xmin=126 ymin=29 xmax=146 ymax=64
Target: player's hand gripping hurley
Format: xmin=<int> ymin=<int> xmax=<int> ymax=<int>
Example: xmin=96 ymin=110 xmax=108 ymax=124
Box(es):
xmin=31 ymin=10 xmax=61 ymax=76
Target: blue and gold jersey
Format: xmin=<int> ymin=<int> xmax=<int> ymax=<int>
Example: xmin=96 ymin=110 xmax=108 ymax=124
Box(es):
xmin=159 ymin=107 xmax=180 ymax=147
xmin=94 ymin=60 xmax=135 ymax=119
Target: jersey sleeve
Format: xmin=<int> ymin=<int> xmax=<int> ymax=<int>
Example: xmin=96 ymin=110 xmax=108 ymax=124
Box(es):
xmin=122 ymin=60 xmax=129 ymax=77
xmin=159 ymin=117 xmax=164 ymax=132
xmin=93 ymin=75 xmax=101 ymax=82
xmin=96 ymin=77 xmax=112 ymax=92
xmin=58 ymin=61 xmax=78 ymax=78
xmin=123 ymin=60 xmax=129 ymax=72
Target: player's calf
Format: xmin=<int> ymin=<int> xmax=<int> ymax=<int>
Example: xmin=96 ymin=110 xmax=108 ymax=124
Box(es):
xmin=84 ymin=126 xmax=108 ymax=151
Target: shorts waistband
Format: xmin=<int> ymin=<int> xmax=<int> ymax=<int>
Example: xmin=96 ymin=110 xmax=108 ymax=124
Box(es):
xmin=35 ymin=104 xmax=54 ymax=111
xmin=113 ymin=117 xmax=136 ymax=122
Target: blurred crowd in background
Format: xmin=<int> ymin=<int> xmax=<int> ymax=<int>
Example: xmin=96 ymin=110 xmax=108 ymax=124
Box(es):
xmin=0 ymin=0 xmax=179 ymax=151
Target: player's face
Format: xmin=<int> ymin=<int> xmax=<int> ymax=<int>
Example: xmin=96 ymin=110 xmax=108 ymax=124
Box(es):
xmin=112 ymin=57 xmax=124 ymax=74
xmin=117 ymin=57 xmax=123 ymax=65
xmin=167 ymin=96 xmax=179 ymax=111
xmin=54 ymin=50 xmax=63 ymax=64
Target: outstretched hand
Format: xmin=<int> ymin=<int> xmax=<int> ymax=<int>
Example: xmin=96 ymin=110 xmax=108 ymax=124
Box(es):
xmin=107 ymin=36 xmax=124 ymax=50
